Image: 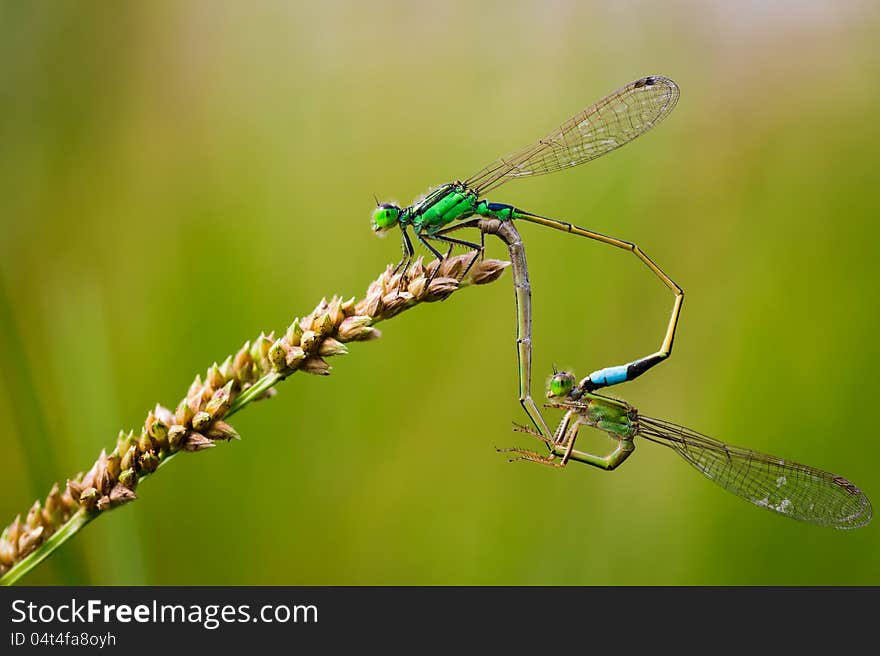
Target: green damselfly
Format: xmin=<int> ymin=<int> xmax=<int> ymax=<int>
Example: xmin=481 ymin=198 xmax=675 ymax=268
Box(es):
xmin=373 ymin=76 xmax=684 ymax=435
xmin=506 ymin=370 xmax=872 ymax=529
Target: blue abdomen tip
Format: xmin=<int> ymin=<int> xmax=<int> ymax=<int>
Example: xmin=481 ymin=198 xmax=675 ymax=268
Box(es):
xmin=589 ymin=365 xmax=628 ymax=386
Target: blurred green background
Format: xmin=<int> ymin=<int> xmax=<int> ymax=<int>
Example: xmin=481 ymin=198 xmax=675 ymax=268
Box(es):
xmin=2 ymin=1 xmax=879 ymax=585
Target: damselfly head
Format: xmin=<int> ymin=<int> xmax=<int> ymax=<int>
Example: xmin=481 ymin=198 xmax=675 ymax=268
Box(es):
xmin=547 ymin=371 xmax=576 ymax=399
xmin=372 ymin=203 xmax=401 ymax=233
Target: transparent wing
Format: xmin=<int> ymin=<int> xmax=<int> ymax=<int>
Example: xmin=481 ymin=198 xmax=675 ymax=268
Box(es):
xmin=637 ymin=416 xmax=872 ymax=529
xmin=465 ymin=75 xmax=679 ymax=195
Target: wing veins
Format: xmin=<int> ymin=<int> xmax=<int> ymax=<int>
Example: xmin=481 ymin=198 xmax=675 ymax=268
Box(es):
xmin=465 ymin=75 xmax=680 ymax=195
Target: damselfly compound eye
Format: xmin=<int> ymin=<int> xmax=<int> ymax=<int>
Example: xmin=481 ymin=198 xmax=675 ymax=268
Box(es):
xmin=371 ymin=204 xmax=401 ymax=232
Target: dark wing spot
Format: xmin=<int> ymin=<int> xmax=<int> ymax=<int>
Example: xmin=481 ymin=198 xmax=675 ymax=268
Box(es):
xmin=833 ymin=476 xmax=862 ymax=496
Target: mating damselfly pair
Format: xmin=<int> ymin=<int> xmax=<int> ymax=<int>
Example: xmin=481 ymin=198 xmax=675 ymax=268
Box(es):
xmin=371 ymin=75 xmax=871 ymax=528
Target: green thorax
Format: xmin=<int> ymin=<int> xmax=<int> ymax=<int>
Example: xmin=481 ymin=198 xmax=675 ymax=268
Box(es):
xmin=405 ymin=183 xmax=478 ymax=233
xmin=580 ymin=394 xmax=638 ymax=439
xmin=403 ymin=182 xmax=520 ymax=234
xmin=400 ymin=182 xmax=528 ymax=235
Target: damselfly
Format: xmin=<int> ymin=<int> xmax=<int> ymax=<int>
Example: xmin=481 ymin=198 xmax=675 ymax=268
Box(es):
xmin=505 ymin=370 xmax=872 ymax=529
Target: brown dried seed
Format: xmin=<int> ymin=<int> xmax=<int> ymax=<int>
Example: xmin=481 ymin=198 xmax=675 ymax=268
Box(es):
xmin=120 ymin=445 xmax=137 ymax=472
xmin=386 ymin=273 xmax=404 ymax=293
xmin=234 ymin=342 xmax=252 ymax=371
xmin=138 ymin=451 xmax=159 ymax=474
xmin=285 ymin=345 xmax=306 ymax=369
xmin=25 ymin=502 xmax=42 ymax=530
xmin=365 ymin=279 xmax=382 ymax=299
xmin=300 ymin=330 xmax=318 ymax=353
xmin=219 ymin=355 xmax=234 ymax=380
xmin=79 ymin=462 xmax=97 ymax=492
xmin=381 ymin=290 xmax=413 ymax=316
xmin=156 ymin=404 xmax=175 ymax=426
xmin=408 ymin=256 xmax=425 ymax=280
xmin=151 ymin=420 xmax=169 ymax=450
xmin=205 ymin=381 xmax=234 ymax=419
xmin=18 ymin=527 xmax=44 ymax=556
xmin=299 ymin=311 xmax=315 ymax=332
xmin=168 ymin=425 xmax=187 ymax=451
xmin=60 ymin=487 xmax=76 ymax=511
xmin=94 ymin=451 xmax=112 ymax=495
xmin=425 ymin=276 xmax=459 ymax=301
xmin=327 ymin=297 xmax=342 ymax=327
xmin=301 ymin=356 xmax=331 ymax=376
xmin=235 ymin=361 xmax=254 ymax=384
xmin=151 ymin=411 xmax=170 ymax=436
xmin=144 ymin=410 xmax=157 ymax=436
xmin=106 ymin=452 xmax=121 ymax=481
xmin=201 ymin=381 xmax=216 ymax=403
xmin=112 ymin=431 xmax=125 ymax=453
xmin=358 ymin=292 xmax=382 ymax=318
xmin=268 ymin=339 xmax=288 ymax=370
xmin=109 ymin=484 xmax=137 ymax=507
xmin=183 ymin=433 xmax=215 ymax=452
xmin=66 ymin=480 xmax=84 ymax=503
xmin=44 ymin=488 xmax=64 ymax=527
xmin=118 ymin=469 xmax=138 ymax=490
xmin=206 ymin=363 xmax=225 ymax=389
xmin=358 ymin=326 xmax=381 ymax=341
xmin=5 ymin=516 xmax=22 ymax=558
xmin=251 ymin=333 xmax=274 ymax=367
xmin=437 ymin=254 xmax=465 ymax=278
xmin=44 ymin=484 xmax=61 ymax=515
xmin=337 ymin=315 xmax=372 ymax=340
xmin=79 ymin=488 xmax=99 ymax=511
xmin=340 ymin=296 xmax=356 ymax=315
xmin=186 ymin=389 xmax=204 ymax=414
xmin=138 ymin=430 xmax=155 ymax=455
xmin=188 ymin=374 xmax=203 ymax=398
xmin=316 ymin=312 xmax=334 ymax=336
xmin=177 ymin=398 xmax=197 ymax=426
xmin=206 ymin=421 xmax=241 ymax=442
xmin=469 ymin=258 xmax=510 ymax=285
xmin=0 ymin=539 xmax=16 ymax=566
xmin=285 ymin=318 xmax=302 ymax=346
xmin=407 ymin=276 xmax=427 ymax=298
xmin=318 ymin=337 xmax=348 ymax=357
